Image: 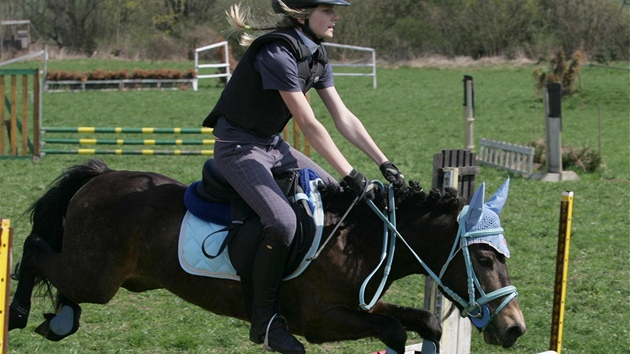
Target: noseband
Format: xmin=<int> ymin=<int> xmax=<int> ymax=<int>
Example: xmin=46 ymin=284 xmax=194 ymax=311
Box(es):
xmin=359 ymin=182 xmax=518 ymax=330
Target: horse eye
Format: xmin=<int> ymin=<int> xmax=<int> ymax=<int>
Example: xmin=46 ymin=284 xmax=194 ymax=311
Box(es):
xmin=478 ymin=257 xmax=492 ymax=267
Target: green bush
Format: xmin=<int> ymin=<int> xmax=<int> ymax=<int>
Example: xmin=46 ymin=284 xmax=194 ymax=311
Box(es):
xmin=529 ymin=139 xmax=604 ymax=172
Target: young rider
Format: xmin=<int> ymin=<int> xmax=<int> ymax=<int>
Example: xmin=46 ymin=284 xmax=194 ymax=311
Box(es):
xmin=203 ymin=1 xmax=405 ymax=352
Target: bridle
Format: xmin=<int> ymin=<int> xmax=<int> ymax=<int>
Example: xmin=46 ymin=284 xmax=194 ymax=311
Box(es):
xmin=358 ymin=182 xmax=519 ymax=330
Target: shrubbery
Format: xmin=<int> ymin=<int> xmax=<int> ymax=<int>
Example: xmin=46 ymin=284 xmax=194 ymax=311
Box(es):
xmin=46 ymin=69 xmax=196 ymax=81
xmin=529 ymin=139 xmax=604 ymax=173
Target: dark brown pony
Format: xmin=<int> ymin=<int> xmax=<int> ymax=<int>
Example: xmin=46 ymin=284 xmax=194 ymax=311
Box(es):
xmin=9 ymin=159 xmax=525 ymax=353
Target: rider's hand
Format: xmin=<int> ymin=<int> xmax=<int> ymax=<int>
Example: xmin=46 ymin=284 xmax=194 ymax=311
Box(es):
xmin=343 ymin=169 xmax=375 ymax=200
xmin=379 ymin=161 xmax=405 ymax=188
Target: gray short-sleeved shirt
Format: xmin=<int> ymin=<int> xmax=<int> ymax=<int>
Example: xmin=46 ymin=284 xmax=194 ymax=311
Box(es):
xmin=254 ymin=41 xmax=334 ymax=92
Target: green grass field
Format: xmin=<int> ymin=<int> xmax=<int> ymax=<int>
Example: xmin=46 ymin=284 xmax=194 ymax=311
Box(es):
xmin=1 ymin=60 xmax=628 ymax=353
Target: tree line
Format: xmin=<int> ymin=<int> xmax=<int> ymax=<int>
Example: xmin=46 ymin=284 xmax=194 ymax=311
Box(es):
xmin=1 ymin=0 xmax=628 ymax=62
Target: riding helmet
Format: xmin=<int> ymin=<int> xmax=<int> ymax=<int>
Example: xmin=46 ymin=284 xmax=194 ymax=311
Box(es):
xmin=272 ymin=0 xmax=351 ymax=13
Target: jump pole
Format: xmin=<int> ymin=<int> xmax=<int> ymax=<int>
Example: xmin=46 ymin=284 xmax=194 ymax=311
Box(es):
xmin=549 ymin=191 xmax=574 ymax=354
xmin=42 ymin=149 xmax=214 ymax=156
xmin=41 ymin=127 xmax=214 ymax=134
xmin=0 ymin=219 xmax=13 ymax=354
xmin=39 ymin=127 xmax=216 ymax=157
xmin=40 ymin=126 xmax=309 ymax=157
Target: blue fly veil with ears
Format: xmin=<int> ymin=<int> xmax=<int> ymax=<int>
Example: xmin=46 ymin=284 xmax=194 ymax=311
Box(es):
xmin=464 ymin=179 xmax=511 ymax=258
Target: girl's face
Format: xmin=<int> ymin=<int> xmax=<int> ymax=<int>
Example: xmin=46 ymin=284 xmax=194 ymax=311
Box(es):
xmin=303 ymin=5 xmax=339 ymax=39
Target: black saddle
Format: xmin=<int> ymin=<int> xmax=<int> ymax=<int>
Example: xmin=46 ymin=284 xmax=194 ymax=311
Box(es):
xmin=195 ymin=158 xmax=300 ymax=204
xmin=196 ymin=158 xmax=240 ymax=203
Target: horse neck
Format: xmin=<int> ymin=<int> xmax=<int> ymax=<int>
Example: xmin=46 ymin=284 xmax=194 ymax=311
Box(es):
xmin=319 ymin=187 xmax=461 ymax=283
xmin=389 ymin=210 xmax=461 ymax=281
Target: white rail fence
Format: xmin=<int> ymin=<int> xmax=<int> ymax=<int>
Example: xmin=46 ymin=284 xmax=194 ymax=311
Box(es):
xmin=323 ymin=42 xmax=377 ymax=89
xmin=193 ymin=41 xmax=377 ymax=89
xmin=477 ymin=138 xmax=535 ymax=176
xmin=193 ymin=41 xmax=231 ymax=91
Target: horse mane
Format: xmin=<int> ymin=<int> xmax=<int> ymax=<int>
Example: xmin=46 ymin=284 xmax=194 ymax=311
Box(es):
xmin=319 ymin=180 xmax=463 ymax=219
xmin=318 ymin=180 xmax=463 ymax=254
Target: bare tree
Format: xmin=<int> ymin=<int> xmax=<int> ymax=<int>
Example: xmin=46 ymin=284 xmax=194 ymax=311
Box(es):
xmin=24 ymin=0 xmax=105 ymax=55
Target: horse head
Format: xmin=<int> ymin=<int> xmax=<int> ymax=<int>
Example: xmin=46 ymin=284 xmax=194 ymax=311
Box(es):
xmin=437 ymin=178 xmax=526 ymax=348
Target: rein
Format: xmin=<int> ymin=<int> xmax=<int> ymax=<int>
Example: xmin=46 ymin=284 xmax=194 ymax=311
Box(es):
xmin=359 ymin=183 xmax=518 ymax=330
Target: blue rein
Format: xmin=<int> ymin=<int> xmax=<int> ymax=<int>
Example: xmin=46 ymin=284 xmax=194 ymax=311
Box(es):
xmin=359 ymin=182 xmax=518 ymax=330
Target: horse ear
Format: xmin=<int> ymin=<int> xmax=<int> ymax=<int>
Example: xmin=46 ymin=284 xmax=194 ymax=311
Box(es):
xmin=465 ymin=182 xmax=485 ymax=230
xmin=485 ymin=178 xmax=510 ymax=215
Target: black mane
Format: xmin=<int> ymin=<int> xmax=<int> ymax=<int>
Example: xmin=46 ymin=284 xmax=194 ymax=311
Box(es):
xmin=319 ymin=180 xmax=463 ymax=219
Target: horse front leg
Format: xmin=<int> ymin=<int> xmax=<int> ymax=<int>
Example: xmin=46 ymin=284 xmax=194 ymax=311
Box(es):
xmin=371 ymin=301 xmax=442 ymax=349
xmin=303 ymin=305 xmax=407 ymax=354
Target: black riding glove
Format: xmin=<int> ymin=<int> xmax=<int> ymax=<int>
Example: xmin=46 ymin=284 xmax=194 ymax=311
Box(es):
xmin=380 ymin=161 xmax=405 ymax=188
xmin=342 ymin=169 xmax=375 ymax=200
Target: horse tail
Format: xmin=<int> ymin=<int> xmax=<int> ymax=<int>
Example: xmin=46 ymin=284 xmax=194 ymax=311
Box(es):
xmin=28 ymin=159 xmax=111 ymax=253
xmin=21 ymin=159 xmax=110 ymax=310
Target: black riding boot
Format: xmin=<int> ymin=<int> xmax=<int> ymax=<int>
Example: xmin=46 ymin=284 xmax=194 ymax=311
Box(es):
xmin=249 ymin=236 xmax=305 ymax=354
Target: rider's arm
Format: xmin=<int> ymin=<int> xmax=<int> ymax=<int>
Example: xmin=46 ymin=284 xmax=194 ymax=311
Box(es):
xmin=316 ymin=86 xmax=389 ymax=166
xmin=279 ymin=90 xmax=353 ymax=177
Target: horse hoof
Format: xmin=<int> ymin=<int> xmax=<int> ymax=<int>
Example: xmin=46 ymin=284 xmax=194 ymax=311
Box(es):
xmin=35 ymin=304 xmax=81 ymax=341
xmin=8 ymin=301 xmax=30 ymax=330
xmin=420 ymin=339 xmax=439 ymax=354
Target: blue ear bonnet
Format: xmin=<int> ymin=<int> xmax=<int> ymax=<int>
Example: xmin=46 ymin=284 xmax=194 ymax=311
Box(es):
xmin=464 ymin=178 xmax=511 ymax=258
xmin=467 ymin=207 xmax=510 ymax=258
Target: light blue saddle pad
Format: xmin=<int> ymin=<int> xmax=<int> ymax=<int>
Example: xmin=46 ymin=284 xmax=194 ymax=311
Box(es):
xmin=178 ymin=178 xmax=325 ymax=282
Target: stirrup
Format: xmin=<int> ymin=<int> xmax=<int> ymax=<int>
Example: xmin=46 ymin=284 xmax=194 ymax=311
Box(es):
xmin=263 ymin=313 xmax=288 ymax=352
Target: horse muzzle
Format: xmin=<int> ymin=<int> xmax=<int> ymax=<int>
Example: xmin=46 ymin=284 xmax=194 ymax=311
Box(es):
xmin=482 ymin=299 xmax=526 ymax=348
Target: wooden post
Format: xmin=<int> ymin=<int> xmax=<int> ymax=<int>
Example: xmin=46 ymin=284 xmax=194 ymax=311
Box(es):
xmin=21 ymin=74 xmax=28 ymax=155
xmin=0 ymin=76 xmax=4 ymax=155
xmin=293 ymin=121 xmax=301 ymax=151
xmin=425 ymin=150 xmax=480 ymax=354
xmin=281 ymin=92 xmax=311 ymax=157
xmin=9 ymin=75 xmax=17 ymax=156
xmin=33 ymin=70 xmax=41 ymax=158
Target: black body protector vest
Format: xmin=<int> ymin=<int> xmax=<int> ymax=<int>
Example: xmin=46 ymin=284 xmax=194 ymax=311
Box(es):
xmin=203 ymin=29 xmax=329 ymax=137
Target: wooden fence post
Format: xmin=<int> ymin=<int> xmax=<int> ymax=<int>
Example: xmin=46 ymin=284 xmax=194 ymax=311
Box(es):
xmin=425 ymin=149 xmax=479 ymax=354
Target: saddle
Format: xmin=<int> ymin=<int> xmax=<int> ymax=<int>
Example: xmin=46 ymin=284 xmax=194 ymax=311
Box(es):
xmin=184 ymin=158 xmax=319 ymax=278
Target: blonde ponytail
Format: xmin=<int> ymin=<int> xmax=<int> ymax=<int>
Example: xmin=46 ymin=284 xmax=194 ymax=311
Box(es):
xmin=225 ymin=2 xmax=313 ymax=47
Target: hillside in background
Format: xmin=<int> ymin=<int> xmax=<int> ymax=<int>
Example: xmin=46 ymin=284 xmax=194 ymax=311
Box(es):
xmin=0 ymin=0 xmax=628 ymax=63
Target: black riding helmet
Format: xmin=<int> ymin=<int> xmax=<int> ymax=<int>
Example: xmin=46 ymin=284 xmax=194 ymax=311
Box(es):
xmin=272 ymin=0 xmax=350 ymax=43
xmin=272 ymin=0 xmax=351 ymax=13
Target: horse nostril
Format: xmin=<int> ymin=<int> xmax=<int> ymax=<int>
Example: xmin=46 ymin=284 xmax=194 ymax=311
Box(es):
xmin=507 ymin=325 xmax=525 ymax=339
